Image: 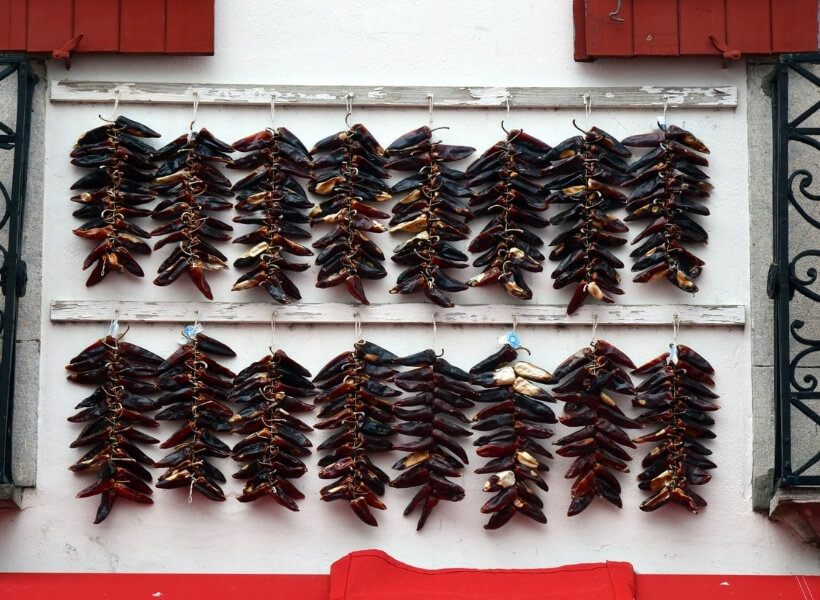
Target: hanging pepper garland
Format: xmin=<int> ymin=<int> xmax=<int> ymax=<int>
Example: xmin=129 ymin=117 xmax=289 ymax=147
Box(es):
xmin=309 ymin=123 xmax=391 ymax=304
xmin=70 ymin=116 xmax=160 ymax=285
xmin=62 ymin=109 xmax=725 ymax=523
xmin=632 ymin=343 xmax=719 ymax=512
xmin=229 ymin=348 xmax=315 ymax=509
xmin=313 ymin=339 xmax=399 ymax=526
xmin=150 ymin=128 xmax=235 ymax=299
xmin=66 ymin=323 xmax=163 ymax=523
xmin=550 ymin=339 xmax=641 ymax=515
xmin=389 ymin=348 xmax=476 ymax=530
xmin=384 ymin=126 xmax=475 ymax=307
xmin=470 ymin=339 xmax=556 ymax=529
xmin=621 ymin=125 xmax=712 ymax=292
xmin=546 ymin=123 xmax=632 ymax=315
xmin=229 ymin=127 xmax=315 ymax=303
xmin=154 ymin=326 xmax=236 ymax=501
xmin=465 ymin=128 xmax=552 ymax=300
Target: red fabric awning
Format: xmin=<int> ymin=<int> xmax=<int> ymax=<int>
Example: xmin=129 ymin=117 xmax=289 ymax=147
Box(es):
xmin=329 ymin=550 xmax=634 ymax=600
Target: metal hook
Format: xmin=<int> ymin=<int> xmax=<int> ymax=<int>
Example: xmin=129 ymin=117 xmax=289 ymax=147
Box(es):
xmin=270 ymin=93 xmax=276 ymax=125
xmin=189 ymin=90 xmax=200 ymax=133
xmin=108 ymin=307 xmax=120 ymax=339
xmin=609 ymin=0 xmax=624 ymax=22
xmin=672 ymin=312 xmax=680 ymax=343
xmin=428 ymin=93 xmax=434 ymax=126
xmin=658 ymin=94 xmax=669 ymax=130
xmin=433 ymin=312 xmax=444 ymax=353
xmin=344 ymin=92 xmax=354 ymax=129
xmin=111 ymin=88 xmax=120 ymax=121
xmin=499 ymin=93 xmax=513 ymax=136
xmin=271 ymin=310 xmax=278 ymax=349
xmin=590 ymin=312 xmax=599 ymax=346
xmin=582 ymin=93 xmax=591 ymax=119
xmin=99 ymin=87 xmax=121 ymax=123
xmin=353 ymin=311 xmax=362 ymax=341
xmin=512 ymin=313 xmax=518 ymax=333
xmin=572 ymin=118 xmax=589 ymax=136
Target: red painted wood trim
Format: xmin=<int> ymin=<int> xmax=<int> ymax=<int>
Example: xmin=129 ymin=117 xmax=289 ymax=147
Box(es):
xmin=7 ymin=0 xmax=26 ymax=50
xmin=576 ymin=0 xmax=817 ymax=59
xmin=771 ymin=0 xmax=819 ymax=53
xmin=26 ymin=0 xmax=73 ymax=52
xmin=586 ymin=0 xmax=634 ymax=56
xmin=633 ymin=0 xmax=679 ymax=56
xmin=573 ymin=0 xmax=590 ymax=61
xmin=636 ymin=573 xmax=820 ymax=599
xmin=165 ymin=0 xmax=214 ymax=54
xmin=0 ymin=0 xmax=214 ymax=55
xmin=0 ymin=0 xmax=11 ymax=49
xmin=0 ymin=573 xmax=331 ymax=600
xmin=726 ymin=0 xmax=771 ymax=53
xmin=0 ymin=572 xmax=817 ymax=599
xmin=679 ymin=0 xmax=727 ymax=55
xmin=74 ymin=0 xmax=120 ymax=53
xmin=120 ymin=0 xmax=166 ymax=53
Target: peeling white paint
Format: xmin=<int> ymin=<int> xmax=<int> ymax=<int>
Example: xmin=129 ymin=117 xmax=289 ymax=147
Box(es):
xmin=49 ymin=301 xmax=747 ymax=326
xmin=640 ymin=85 xmax=666 ymax=95
xmin=465 ymin=87 xmax=510 ymax=105
xmin=49 ymin=82 xmax=738 ymax=109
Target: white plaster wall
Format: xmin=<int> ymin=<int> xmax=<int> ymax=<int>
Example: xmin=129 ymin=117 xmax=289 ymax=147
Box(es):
xmin=1 ymin=0 xmax=815 ymax=576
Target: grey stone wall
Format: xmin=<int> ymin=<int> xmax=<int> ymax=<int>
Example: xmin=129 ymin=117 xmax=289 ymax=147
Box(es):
xmin=748 ymin=60 xmax=777 ymax=510
xmin=0 ymin=57 xmax=45 ymax=501
xmin=749 ymin=57 xmax=820 ymax=511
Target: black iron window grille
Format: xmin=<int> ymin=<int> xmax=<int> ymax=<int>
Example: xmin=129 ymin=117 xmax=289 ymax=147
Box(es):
xmin=770 ymin=53 xmax=820 ymax=489
xmin=0 ymin=56 xmax=35 ymax=485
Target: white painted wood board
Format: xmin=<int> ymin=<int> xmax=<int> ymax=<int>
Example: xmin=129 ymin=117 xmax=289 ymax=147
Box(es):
xmin=50 ymin=81 xmax=738 ymax=109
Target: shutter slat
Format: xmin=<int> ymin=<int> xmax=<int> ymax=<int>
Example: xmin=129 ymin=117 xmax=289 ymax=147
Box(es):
xmin=120 ymin=0 xmax=166 ymax=53
xmin=679 ymin=0 xmax=726 ymax=55
xmin=633 ymin=0 xmax=679 ymax=56
xmin=585 ymin=0 xmax=634 ymax=56
xmin=75 ymin=0 xmax=120 ymax=52
xmin=726 ymin=0 xmax=771 ymax=54
xmin=27 ymin=0 xmax=72 ymax=52
xmin=771 ymin=0 xmax=818 ymax=53
xmin=166 ymin=0 xmax=214 ymax=54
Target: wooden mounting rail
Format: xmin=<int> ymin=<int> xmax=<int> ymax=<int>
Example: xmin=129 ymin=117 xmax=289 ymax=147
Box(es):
xmin=50 ymin=81 xmax=738 ymax=109
xmin=50 ymin=301 xmax=745 ymax=327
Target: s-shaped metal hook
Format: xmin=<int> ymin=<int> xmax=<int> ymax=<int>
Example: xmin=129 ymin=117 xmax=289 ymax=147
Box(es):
xmin=609 ymin=0 xmax=624 ymax=22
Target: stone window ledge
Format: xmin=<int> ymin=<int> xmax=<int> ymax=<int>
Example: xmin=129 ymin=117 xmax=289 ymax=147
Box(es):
xmin=769 ymin=488 xmax=820 ymax=545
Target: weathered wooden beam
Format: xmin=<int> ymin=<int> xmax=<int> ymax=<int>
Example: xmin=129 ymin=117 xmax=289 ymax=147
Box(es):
xmin=50 ymin=300 xmax=746 ymax=326
xmin=50 ymin=81 xmax=738 ymax=109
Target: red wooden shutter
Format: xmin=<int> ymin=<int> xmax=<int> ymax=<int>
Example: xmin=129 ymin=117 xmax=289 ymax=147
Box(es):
xmin=0 ymin=0 xmax=214 ymax=56
xmin=575 ymin=0 xmax=818 ymax=61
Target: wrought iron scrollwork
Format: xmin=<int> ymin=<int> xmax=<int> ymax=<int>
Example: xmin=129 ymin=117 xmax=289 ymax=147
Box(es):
xmin=0 ymin=57 xmax=35 ymax=485
xmin=789 ymin=250 xmax=820 ymax=303
xmin=787 ymin=170 xmax=820 ymax=231
xmin=772 ymin=53 xmax=820 ymax=488
xmin=788 ymin=321 xmax=820 ymax=393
